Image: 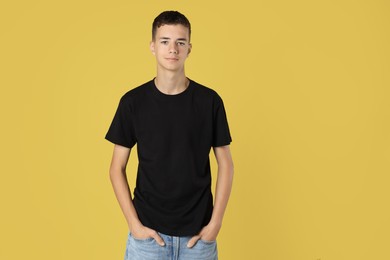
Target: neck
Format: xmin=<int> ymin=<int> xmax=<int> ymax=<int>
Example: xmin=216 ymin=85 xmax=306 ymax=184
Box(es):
xmin=154 ymin=67 xmax=188 ymax=95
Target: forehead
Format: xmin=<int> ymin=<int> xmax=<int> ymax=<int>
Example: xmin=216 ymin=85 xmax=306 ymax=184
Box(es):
xmin=155 ymin=24 xmax=190 ymax=40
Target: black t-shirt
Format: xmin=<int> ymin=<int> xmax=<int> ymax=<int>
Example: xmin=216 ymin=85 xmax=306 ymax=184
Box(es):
xmin=105 ymin=78 xmax=232 ymax=236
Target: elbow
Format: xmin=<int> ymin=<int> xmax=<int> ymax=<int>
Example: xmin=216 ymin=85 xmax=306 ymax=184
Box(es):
xmin=227 ymin=157 xmax=234 ymax=172
xmin=218 ymin=160 xmax=234 ymax=175
xmin=109 ymin=164 xmax=125 ymax=179
xmin=108 ymin=168 xmax=116 ymax=182
xmin=228 ymin=160 xmax=234 ymax=179
xmin=227 ymin=160 xmax=234 ymax=172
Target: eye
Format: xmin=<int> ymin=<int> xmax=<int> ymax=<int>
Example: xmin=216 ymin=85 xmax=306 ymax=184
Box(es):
xmin=177 ymin=42 xmax=186 ymax=46
xmin=160 ymin=40 xmax=168 ymax=45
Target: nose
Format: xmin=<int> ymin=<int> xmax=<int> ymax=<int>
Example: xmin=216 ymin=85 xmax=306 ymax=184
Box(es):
xmin=169 ymin=42 xmax=178 ymax=54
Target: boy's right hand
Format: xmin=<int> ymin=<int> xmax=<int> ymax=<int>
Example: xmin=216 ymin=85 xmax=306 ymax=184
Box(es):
xmin=130 ymin=223 xmax=165 ymax=247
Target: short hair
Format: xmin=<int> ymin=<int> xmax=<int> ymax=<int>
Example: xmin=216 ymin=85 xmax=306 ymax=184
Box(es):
xmin=152 ymin=11 xmax=191 ymax=41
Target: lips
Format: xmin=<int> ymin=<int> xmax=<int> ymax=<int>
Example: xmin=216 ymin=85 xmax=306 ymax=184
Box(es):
xmin=165 ymin=57 xmax=179 ymax=61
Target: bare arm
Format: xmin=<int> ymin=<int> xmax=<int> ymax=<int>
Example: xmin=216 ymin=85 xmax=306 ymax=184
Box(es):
xmin=209 ymin=144 xmax=234 ymax=227
xmin=108 ymin=144 xmax=165 ymax=246
xmin=187 ymin=144 xmax=234 ymax=247
xmin=108 ymin=144 xmax=140 ymax=229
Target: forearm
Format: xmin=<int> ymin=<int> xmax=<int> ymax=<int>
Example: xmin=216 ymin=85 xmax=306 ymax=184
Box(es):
xmin=109 ymin=168 xmax=142 ymax=230
xmin=209 ymin=163 xmax=234 ymax=226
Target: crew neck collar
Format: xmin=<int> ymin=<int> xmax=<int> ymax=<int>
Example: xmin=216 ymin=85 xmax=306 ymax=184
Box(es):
xmin=151 ymin=77 xmax=193 ymax=98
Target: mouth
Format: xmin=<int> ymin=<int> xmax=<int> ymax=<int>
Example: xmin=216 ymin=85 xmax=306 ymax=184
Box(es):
xmin=165 ymin=57 xmax=179 ymax=61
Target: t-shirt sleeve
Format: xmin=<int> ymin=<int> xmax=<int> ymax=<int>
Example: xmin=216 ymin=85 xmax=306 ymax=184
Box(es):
xmin=212 ymin=93 xmax=233 ymax=147
xmin=104 ymin=95 xmax=137 ymax=148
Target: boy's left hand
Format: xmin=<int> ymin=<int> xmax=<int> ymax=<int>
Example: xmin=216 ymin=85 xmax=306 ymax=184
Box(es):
xmin=186 ymin=221 xmax=221 ymax=248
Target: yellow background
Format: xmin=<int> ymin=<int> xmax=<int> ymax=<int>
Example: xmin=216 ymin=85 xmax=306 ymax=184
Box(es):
xmin=1 ymin=1 xmax=389 ymax=259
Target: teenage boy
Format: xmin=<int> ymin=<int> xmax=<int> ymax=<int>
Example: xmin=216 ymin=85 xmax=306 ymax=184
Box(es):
xmin=105 ymin=10 xmax=234 ymax=260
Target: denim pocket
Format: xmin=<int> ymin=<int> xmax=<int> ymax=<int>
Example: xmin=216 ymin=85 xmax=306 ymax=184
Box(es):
xmin=198 ymin=239 xmax=217 ymax=245
xmin=129 ymin=232 xmax=155 ymax=242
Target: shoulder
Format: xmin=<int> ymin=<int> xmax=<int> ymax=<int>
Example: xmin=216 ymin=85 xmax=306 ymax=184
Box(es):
xmin=191 ymin=79 xmax=222 ymax=102
xmin=119 ymin=80 xmax=153 ymax=103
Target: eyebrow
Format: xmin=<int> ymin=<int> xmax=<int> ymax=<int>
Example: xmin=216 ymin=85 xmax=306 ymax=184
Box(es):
xmin=159 ymin=37 xmax=188 ymax=41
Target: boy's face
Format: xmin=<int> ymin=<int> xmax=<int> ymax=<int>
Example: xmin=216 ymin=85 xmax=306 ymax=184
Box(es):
xmin=150 ymin=24 xmax=192 ymax=72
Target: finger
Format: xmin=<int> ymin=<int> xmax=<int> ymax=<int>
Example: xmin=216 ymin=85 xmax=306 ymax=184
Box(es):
xmin=187 ymin=236 xmax=200 ymax=248
xmin=152 ymin=233 xmax=165 ymax=246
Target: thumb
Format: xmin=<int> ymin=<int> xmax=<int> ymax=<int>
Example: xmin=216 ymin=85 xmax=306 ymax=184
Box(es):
xmin=152 ymin=232 xmax=165 ymax=247
xmin=187 ymin=235 xmax=200 ymax=248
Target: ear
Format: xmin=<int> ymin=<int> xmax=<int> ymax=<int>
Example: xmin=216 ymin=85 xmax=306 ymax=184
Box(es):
xmin=187 ymin=43 xmax=192 ymax=56
xmin=150 ymin=41 xmax=155 ymax=55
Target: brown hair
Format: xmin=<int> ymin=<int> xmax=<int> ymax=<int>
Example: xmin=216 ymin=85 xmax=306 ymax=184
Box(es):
xmin=152 ymin=11 xmax=191 ymax=41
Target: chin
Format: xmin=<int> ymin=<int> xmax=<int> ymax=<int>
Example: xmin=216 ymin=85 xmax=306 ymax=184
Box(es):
xmin=161 ymin=64 xmax=183 ymax=72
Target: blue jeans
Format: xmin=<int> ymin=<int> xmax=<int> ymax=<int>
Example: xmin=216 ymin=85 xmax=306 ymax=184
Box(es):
xmin=124 ymin=231 xmax=218 ymax=260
